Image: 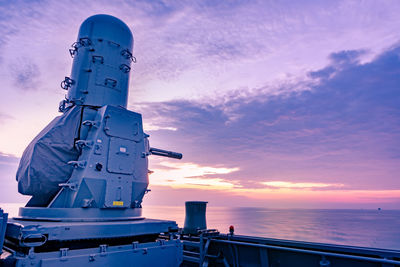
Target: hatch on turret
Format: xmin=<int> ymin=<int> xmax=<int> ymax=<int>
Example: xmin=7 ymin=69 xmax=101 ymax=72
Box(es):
xmin=107 ymin=137 xmax=137 ymax=175
xmin=103 ymin=106 xmax=143 ymax=142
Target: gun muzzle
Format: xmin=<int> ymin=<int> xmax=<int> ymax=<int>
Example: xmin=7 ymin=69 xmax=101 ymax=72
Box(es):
xmin=149 ymin=147 xmax=182 ymax=159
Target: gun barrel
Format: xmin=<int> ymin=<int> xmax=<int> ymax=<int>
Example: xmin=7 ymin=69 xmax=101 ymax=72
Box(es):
xmin=149 ymin=147 xmax=182 ymax=159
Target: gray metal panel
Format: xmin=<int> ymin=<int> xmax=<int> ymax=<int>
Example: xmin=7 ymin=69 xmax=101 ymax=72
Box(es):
xmin=104 ymin=176 xmax=132 ymax=208
xmin=94 ymin=62 xmax=122 ymax=91
xmin=7 ymin=218 xmax=178 ymax=243
xmin=107 ymin=137 xmax=136 ymax=174
xmin=103 ymin=106 xmax=143 ymax=142
xmin=17 ymin=206 xmax=141 ymax=221
xmin=12 ymin=239 xmax=182 ymax=267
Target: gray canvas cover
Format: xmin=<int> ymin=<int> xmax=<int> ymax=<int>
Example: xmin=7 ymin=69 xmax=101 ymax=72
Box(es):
xmin=16 ymin=106 xmax=82 ymax=197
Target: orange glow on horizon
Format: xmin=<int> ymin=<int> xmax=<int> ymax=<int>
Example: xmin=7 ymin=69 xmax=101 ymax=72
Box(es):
xmin=150 ymin=161 xmax=400 ymax=205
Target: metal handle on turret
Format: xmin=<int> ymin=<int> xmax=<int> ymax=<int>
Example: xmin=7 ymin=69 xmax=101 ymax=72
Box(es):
xmin=149 ymin=147 xmax=182 ymax=159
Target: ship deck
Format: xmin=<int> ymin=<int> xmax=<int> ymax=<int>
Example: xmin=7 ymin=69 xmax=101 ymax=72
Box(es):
xmin=181 ymin=232 xmax=400 ymax=267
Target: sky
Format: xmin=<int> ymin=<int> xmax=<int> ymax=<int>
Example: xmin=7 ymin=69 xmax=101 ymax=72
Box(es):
xmin=0 ymin=0 xmax=399 ymax=209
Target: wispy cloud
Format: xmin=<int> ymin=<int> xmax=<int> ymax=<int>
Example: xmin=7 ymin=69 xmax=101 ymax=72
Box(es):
xmin=1 ymin=0 xmax=400 ymax=102
xmin=9 ymin=58 xmax=41 ymax=91
xmin=143 ymin=122 xmax=177 ymax=132
xmin=261 ymin=181 xmax=344 ymax=189
xmin=0 ymin=112 xmax=14 ymax=123
xmin=0 ymin=151 xmax=19 ymax=165
xmin=150 ymin=160 xmax=239 ymax=189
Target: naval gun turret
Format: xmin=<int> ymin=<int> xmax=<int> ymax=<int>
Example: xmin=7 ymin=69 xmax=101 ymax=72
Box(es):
xmin=2 ymin=15 xmax=183 ymax=266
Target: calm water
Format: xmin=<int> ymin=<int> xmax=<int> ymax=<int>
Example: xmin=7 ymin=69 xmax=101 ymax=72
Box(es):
xmin=2 ymin=203 xmax=400 ymax=250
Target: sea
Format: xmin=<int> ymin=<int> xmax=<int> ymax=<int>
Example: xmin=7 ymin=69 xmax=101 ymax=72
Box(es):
xmin=1 ymin=203 xmax=399 ymax=250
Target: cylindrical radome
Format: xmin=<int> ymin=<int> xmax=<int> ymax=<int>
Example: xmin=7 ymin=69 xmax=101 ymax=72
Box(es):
xmin=66 ymin=14 xmax=134 ymax=108
xmin=183 ymin=201 xmax=208 ymax=234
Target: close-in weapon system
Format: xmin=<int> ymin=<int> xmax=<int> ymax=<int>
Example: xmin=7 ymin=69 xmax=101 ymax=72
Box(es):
xmin=1 ymin=14 xmax=183 ymax=266
xmin=17 ymin=14 xmax=182 ymax=216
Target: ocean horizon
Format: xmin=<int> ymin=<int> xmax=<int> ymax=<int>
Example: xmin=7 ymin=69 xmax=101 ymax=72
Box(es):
xmin=1 ymin=203 xmax=399 ymax=251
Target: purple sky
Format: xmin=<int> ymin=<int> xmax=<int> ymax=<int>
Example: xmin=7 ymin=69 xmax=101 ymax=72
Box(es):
xmin=0 ymin=0 xmax=400 ymax=208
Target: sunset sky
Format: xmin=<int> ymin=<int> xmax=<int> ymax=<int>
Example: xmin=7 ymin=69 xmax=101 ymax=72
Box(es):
xmin=0 ymin=0 xmax=399 ymax=208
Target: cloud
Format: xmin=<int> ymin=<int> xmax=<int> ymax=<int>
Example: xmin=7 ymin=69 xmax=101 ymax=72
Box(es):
xmin=261 ymin=181 xmax=344 ymax=189
xmin=0 ymin=112 xmax=14 ymax=123
xmin=150 ymin=160 xmax=240 ymax=189
xmin=143 ymin=185 xmax=400 ymax=209
xmin=143 ymin=122 xmax=177 ymax=131
xmin=0 ymin=151 xmax=19 ymax=165
xmin=2 ymin=0 xmax=399 ymax=101
xmin=9 ymin=58 xmax=41 ymax=90
xmin=143 ymin=45 xmax=400 ymax=195
xmin=329 ymin=50 xmax=368 ymax=65
xmin=0 ymin=0 xmax=400 ymax=208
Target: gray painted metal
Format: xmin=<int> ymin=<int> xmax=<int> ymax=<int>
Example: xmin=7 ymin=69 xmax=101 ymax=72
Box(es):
xmin=17 ymin=206 xmax=142 ymax=221
xmin=149 ymin=147 xmax=183 ymax=159
xmin=8 ymin=239 xmax=182 ymax=267
xmin=65 ymin=15 xmax=133 ymax=109
xmin=47 ymin=105 xmax=150 ymax=212
xmin=211 ymin=239 xmax=400 ymax=266
xmin=0 ymin=209 xmax=7 ymax=253
xmin=182 ymin=233 xmax=400 ymax=267
xmin=183 ymin=201 xmax=208 ymax=234
xmin=6 ymin=218 xmax=177 ymax=245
